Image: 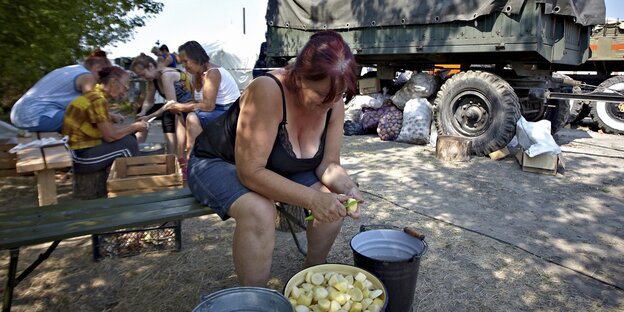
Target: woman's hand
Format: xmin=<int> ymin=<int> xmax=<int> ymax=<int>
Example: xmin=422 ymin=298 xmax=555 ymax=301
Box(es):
xmin=109 ymin=112 xmax=125 ymax=124
xmin=345 ymin=185 xmax=364 ymax=219
xmin=163 ymin=100 xmax=179 ymax=113
xmin=309 ymin=192 xmax=350 ymax=223
xmin=133 ymin=120 xmax=149 ymax=132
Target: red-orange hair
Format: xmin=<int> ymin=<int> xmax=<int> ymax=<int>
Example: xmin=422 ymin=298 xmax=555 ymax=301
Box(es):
xmin=285 ymin=31 xmax=357 ymax=104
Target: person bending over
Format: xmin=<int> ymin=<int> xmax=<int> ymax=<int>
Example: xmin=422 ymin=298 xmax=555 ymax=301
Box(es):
xmin=187 ymin=31 xmax=363 ymax=286
xmin=62 ymin=67 xmax=148 ymax=174
xmin=11 ymin=52 xmax=113 ymax=132
xmin=130 ymin=54 xmax=193 ymax=169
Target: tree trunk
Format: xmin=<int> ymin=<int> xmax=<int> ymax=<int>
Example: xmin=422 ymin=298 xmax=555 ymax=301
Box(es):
xmin=436 ymin=135 xmax=472 ymax=162
xmin=73 ymin=170 xmax=108 ymax=200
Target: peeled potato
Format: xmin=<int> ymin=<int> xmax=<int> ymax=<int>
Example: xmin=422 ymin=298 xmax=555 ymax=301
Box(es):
xmin=287 ymin=270 xmax=384 ymax=311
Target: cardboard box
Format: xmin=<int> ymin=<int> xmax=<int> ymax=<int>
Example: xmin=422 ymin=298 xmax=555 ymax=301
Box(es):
xmin=358 ymin=77 xmax=381 ymax=94
xmin=107 ymin=154 xmax=183 ymax=197
xmin=515 ymin=149 xmax=561 ymax=175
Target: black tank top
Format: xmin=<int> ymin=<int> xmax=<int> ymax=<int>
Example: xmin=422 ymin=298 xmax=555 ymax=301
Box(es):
xmin=193 ymin=73 xmax=332 ymax=176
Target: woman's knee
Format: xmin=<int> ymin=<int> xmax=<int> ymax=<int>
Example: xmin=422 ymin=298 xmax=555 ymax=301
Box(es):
xmin=230 ymin=194 xmax=277 ymax=231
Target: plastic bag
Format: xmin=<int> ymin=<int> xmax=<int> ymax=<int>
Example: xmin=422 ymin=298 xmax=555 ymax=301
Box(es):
xmin=348 ymin=94 xmax=386 ymax=109
xmin=391 ymin=72 xmax=439 ymax=109
xmin=515 ymin=116 xmax=561 ymax=157
xmin=396 ymin=98 xmax=432 ymax=145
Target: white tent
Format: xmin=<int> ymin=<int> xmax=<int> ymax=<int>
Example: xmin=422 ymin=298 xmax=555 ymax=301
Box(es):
xmin=202 ymin=34 xmax=263 ymax=92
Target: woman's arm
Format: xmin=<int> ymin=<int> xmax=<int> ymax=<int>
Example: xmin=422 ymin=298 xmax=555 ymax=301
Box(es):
xmin=75 ymin=73 xmax=96 ymax=93
xmin=137 ymin=82 xmax=156 ymax=118
xmin=315 ymin=99 xmax=363 ymax=217
xmin=235 ymin=76 xmax=348 ymax=222
xmin=143 ymin=71 xmax=181 ymax=118
xmin=195 ymin=69 xmax=220 ymax=112
xmin=97 ymin=120 xmax=148 ymax=142
xmin=163 ymin=69 xmax=221 ymax=114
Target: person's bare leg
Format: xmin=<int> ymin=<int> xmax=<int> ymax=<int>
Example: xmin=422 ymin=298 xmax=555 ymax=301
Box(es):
xmin=228 ymin=192 xmax=277 ymax=286
xmin=164 ymin=133 xmax=176 ymax=155
xmin=134 ymin=131 xmax=147 ymax=143
xmin=175 ymin=113 xmax=186 ymax=159
xmin=135 ymin=128 xmax=148 ymax=144
xmin=185 ymin=113 xmax=203 ymax=159
xmin=304 ymin=183 xmax=343 ymax=267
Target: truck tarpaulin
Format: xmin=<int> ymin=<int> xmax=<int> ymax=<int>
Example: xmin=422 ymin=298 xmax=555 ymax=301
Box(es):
xmin=266 ymin=0 xmax=605 ymax=29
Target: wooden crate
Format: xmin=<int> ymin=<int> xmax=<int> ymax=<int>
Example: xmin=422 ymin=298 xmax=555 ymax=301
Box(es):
xmin=0 ymin=138 xmax=18 ymax=177
xmin=107 ymin=154 xmax=183 ymax=197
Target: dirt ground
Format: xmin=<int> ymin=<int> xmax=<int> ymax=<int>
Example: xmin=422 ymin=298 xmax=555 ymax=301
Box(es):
xmin=0 ymin=124 xmax=623 ymax=312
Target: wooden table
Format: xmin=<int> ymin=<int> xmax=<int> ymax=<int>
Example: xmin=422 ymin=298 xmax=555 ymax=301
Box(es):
xmin=15 ymin=132 xmax=73 ymax=206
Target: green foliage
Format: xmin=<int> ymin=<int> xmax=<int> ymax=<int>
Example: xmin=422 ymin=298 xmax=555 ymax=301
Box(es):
xmin=0 ymin=0 xmax=163 ymax=121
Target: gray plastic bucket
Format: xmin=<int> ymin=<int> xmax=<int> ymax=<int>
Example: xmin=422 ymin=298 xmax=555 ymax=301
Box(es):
xmin=193 ymin=287 xmax=293 ymax=312
xmin=351 ymin=226 xmax=428 ymax=312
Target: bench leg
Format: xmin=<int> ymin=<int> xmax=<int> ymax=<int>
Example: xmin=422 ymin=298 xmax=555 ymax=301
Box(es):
xmin=36 ymin=169 xmax=57 ymax=206
xmin=2 ymin=249 xmax=19 ymax=312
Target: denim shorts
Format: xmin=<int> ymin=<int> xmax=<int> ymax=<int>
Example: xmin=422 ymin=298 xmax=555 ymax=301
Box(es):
xmin=187 ymin=154 xmax=319 ymax=220
xmin=196 ymin=103 xmax=233 ymax=128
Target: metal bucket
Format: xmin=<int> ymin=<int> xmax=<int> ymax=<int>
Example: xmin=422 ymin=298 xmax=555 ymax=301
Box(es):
xmin=351 ymin=226 xmax=428 ymax=312
xmin=193 ymin=287 xmax=293 ymax=312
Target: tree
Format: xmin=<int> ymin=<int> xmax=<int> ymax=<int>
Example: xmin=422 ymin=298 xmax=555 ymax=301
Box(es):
xmin=0 ymin=0 xmax=164 ymax=118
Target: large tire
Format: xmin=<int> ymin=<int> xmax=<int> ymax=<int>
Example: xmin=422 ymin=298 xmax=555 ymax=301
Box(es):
xmin=591 ymin=76 xmax=624 ymax=135
xmin=543 ymin=99 xmax=570 ymax=134
xmin=434 ymin=71 xmax=521 ymax=156
xmin=569 ymin=100 xmax=591 ymax=124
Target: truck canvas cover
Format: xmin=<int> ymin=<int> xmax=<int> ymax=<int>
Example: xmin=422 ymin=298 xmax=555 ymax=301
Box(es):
xmin=266 ymin=0 xmax=605 ymax=29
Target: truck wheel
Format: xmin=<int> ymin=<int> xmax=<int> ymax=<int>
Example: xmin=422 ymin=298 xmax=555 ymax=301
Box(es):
xmin=543 ymin=99 xmax=570 ymax=134
xmin=434 ymin=70 xmax=521 ymax=156
xmin=591 ymin=76 xmax=624 ymax=135
xmin=569 ymin=100 xmax=591 ymax=124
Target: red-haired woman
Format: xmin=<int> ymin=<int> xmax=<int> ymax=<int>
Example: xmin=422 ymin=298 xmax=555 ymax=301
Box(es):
xmin=187 ymin=31 xmax=364 ymax=286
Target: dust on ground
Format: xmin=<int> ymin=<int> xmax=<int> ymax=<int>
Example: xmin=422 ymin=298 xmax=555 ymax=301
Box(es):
xmin=0 ymin=126 xmax=623 ymax=312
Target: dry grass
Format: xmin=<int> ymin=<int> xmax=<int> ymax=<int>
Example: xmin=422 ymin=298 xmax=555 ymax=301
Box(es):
xmin=1 ymin=131 xmax=623 ymax=311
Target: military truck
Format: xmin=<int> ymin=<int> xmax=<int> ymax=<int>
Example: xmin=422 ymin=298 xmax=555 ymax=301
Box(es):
xmin=264 ymin=0 xmax=621 ymax=155
xmin=560 ymin=21 xmax=624 ymax=134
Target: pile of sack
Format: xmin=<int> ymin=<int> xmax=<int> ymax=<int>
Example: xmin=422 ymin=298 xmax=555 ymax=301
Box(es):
xmin=344 ymin=72 xmax=437 ymax=144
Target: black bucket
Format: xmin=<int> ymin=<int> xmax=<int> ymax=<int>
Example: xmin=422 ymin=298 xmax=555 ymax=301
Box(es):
xmin=350 ymin=226 xmax=428 ymax=312
xmin=193 ymin=287 xmax=293 ymax=312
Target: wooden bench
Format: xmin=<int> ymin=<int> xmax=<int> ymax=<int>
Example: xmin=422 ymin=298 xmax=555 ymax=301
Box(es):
xmin=0 ymin=187 xmax=307 ymax=312
xmin=0 ymin=187 xmax=212 ymax=311
xmin=15 ymin=132 xmax=73 ymax=206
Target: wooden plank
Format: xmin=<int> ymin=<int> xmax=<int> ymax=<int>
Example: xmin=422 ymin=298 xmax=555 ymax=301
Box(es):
xmin=0 ymin=157 xmax=16 ymax=170
xmin=0 ymin=143 xmax=17 ymax=152
xmin=126 ymin=164 xmax=168 ymax=176
xmin=15 ymin=148 xmax=45 ymax=173
xmin=125 ymin=155 xmax=170 ymax=166
xmin=36 ymin=169 xmax=57 ymax=206
xmin=107 ymin=185 xmax=183 ymax=197
xmin=0 ymin=196 xmax=198 ymax=229
xmin=0 ymin=169 xmax=18 ymax=177
xmin=108 ymin=158 xmax=123 ymax=180
xmin=0 ymin=150 xmax=16 ymax=158
xmin=0 ymin=188 xmax=194 ymax=223
xmin=115 ymin=157 xmax=128 ymax=179
xmin=107 ymin=174 xmax=182 ymax=191
xmin=37 ymin=132 xmax=63 ymax=140
xmin=0 ymin=193 xmax=214 ymax=250
xmin=42 ymin=145 xmax=72 ymax=169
